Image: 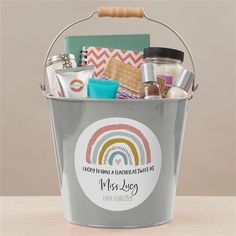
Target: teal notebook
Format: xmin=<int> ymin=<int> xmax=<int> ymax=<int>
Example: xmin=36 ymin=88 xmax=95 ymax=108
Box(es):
xmin=64 ymin=34 xmax=150 ymax=66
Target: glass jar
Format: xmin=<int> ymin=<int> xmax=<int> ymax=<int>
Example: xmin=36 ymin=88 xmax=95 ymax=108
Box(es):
xmin=140 ymin=81 xmax=161 ymax=99
xmin=46 ymin=53 xmax=77 ymax=97
xmin=140 ymin=62 xmax=161 ymax=99
xmin=143 ymin=47 xmax=184 ymax=86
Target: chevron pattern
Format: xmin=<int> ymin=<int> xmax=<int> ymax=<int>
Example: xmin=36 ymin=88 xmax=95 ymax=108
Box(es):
xmin=82 ymin=46 xmax=143 ymax=77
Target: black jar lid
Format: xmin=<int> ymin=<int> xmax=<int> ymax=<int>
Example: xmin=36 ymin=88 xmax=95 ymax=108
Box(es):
xmin=143 ymin=47 xmax=184 ymax=62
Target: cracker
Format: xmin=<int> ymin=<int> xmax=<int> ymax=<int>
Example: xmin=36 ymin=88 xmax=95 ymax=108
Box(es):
xmin=102 ymin=58 xmax=142 ymax=94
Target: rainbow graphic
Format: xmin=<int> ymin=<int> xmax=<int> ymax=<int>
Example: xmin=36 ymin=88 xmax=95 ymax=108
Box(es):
xmin=86 ymin=124 xmax=151 ymax=166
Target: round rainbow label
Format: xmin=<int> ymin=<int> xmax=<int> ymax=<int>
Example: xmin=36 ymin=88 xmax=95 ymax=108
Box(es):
xmin=74 ymin=117 xmax=162 ymax=211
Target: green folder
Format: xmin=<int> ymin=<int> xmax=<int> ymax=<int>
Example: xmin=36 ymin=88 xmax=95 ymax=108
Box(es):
xmin=64 ymin=34 xmax=150 ymax=66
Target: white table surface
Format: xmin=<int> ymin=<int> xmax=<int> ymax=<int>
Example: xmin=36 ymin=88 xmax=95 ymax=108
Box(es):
xmin=1 ymin=196 xmax=235 ymax=236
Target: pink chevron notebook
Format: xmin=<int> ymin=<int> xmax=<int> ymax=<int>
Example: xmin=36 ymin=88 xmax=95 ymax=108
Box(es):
xmin=81 ymin=46 xmax=143 ymax=77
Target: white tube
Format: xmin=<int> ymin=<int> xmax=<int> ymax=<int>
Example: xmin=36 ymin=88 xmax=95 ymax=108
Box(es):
xmin=56 ymin=66 xmax=94 ymax=98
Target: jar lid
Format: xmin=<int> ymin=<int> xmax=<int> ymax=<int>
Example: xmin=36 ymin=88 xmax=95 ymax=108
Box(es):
xmin=175 ymin=69 xmax=195 ymax=92
xmin=46 ymin=53 xmax=76 ymax=66
xmin=141 ymin=62 xmax=158 ymax=83
xmin=143 ymin=47 xmax=184 ymax=62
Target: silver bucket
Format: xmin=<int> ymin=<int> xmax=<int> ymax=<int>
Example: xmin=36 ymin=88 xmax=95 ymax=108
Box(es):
xmin=41 ymin=7 xmax=198 ymax=228
xmin=47 ymin=97 xmax=188 ymax=228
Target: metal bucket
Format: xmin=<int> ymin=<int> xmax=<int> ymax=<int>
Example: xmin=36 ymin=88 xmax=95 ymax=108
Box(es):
xmin=41 ymin=7 xmax=198 ymax=228
xmin=47 ymin=97 xmax=188 ymax=228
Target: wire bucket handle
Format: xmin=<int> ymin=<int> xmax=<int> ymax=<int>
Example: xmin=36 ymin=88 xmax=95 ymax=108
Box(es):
xmin=41 ymin=7 xmax=199 ymax=100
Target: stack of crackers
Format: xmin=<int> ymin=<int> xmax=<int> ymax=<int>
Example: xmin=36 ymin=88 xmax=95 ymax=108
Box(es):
xmin=102 ymin=58 xmax=142 ymax=97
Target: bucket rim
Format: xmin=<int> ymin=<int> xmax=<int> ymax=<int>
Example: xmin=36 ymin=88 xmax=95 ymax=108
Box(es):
xmin=45 ymin=94 xmax=189 ymax=103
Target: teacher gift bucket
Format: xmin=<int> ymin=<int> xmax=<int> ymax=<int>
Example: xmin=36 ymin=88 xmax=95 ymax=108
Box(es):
xmin=41 ymin=7 xmax=198 ymax=228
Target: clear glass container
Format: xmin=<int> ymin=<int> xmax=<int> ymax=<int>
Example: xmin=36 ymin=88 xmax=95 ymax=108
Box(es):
xmin=46 ymin=53 xmax=77 ymax=97
xmin=143 ymin=47 xmax=185 ymax=86
xmin=143 ymin=57 xmax=183 ymax=85
xmin=139 ymin=81 xmax=161 ymax=99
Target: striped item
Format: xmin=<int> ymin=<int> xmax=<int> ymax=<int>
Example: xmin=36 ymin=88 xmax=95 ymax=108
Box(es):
xmin=117 ymin=90 xmax=139 ymax=99
xmin=81 ymin=46 xmax=143 ymax=77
